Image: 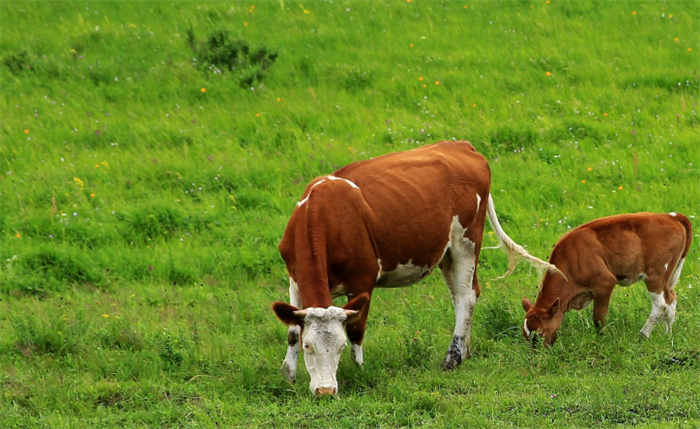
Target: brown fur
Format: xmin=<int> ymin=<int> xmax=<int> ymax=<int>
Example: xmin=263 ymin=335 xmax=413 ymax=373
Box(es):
xmin=522 ymin=212 xmax=692 ymax=346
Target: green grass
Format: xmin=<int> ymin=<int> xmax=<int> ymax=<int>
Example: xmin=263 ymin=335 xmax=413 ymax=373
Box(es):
xmin=1 ymin=0 xmax=698 ymax=427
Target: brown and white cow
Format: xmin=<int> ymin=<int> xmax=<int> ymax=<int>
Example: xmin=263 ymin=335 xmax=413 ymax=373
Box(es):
xmin=272 ymin=141 xmax=559 ymax=396
xmin=522 ymin=212 xmax=693 ymax=347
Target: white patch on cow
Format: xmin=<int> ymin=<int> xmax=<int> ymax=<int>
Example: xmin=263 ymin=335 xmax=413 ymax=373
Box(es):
xmin=296 ymin=179 xmax=326 ymax=207
xmin=669 ymin=212 xmax=677 ymax=217
xmin=296 ymin=176 xmax=359 ymax=208
xmin=664 ymin=263 xmax=669 ymax=272
xmin=377 ymin=259 xmax=432 ymax=287
xmin=641 ymin=292 xmax=667 ymax=338
xmin=327 ymin=175 xmax=359 ymax=189
xmin=669 ymin=258 xmax=685 ymax=289
xmin=666 ymin=299 xmax=677 ymax=334
xmin=351 ymin=343 xmax=364 ymax=367
xmin=523 ymin=318 xmax=531 ymax=339
xmin=440 ymin=215 xmax=478 ymax=367
xmin=476 ymin=193 xmax=482 ymax=214
xmin=299 ymin=307 xmax=349 ymax=395
xmin=281 ymin=278 xmax=303 ymax=383
xmin=376 ymin=259 xmax=383 ymax=282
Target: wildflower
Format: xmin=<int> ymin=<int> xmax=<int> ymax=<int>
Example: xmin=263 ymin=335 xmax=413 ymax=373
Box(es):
xmin=674 ymin=37 xmax=679 ymax=42
xmin=669 ymin=14 xmax=673 ymax=19
xmin=546 ymin=71 xmax=552 ymax=77
xmin=435 ymin=81 xmax=441 ymax=85
xmin=244 ymin=22 xmax=248 ymax=26
xmin=15 ymin=233 xmax=21 ymax=238
xmin=604 ymin=112 xmax=608 ymax=117
xmin=464 ymin=5 xmax=468 ymax=9
xmin=255 ymin=113 xmax=261 ymax=117
xmin=618 ymin=186 xmax=624 ymax=191
xmin=632 ymin=11 xmax=637 ymax=15
xmin=409 ymin=43 xmax=414 ymax=48
xmin=102 ymin=314 xmax=110 ymax=318
xmin=74 ymin=177 xmax=85 ymax=190
xmin=276 ymin=97 xmax=282 ymax=102
xmin=201 ymin=88 xmax=207 ymax=93
xmin=419 ymin=77 xmax=424 ymax=81
xmin=24 ymin=129 xmax=29 ymax=134
xmin=587 ymin=167 xmax=592 ymax=171
xmin=90 ymin=193 xmax=96 ymax=198
xmin=581 ymin=180 xmax=586 ymax=184
xmin=689 ymin=48 xmax=693 ymax=52
xmin=148 ymin=265 xmax=153 ymax=271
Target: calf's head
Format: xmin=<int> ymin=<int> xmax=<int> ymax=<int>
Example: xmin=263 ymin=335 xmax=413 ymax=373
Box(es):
xmin=521 ymin=297 xmax=562 ymax=347
xmin=272 ymin=294 xmax=368 ymax=396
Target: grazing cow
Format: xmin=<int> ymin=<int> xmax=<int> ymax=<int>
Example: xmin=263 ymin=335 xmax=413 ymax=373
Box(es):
xmin=272 ymin=141 xmax=559 ymax=396
xmin=522 ymin=212 xmax=693 ymax=347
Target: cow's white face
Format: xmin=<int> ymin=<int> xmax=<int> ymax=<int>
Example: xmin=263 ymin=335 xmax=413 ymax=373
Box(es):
xmin=298 ymin=307 xmax=349 ymax=395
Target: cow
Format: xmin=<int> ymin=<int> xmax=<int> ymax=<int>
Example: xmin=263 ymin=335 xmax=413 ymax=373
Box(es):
xmin=272 ymin=141 xmax=559 ymax=396
xmin=521 ymin=212 xmax=693 ymax=347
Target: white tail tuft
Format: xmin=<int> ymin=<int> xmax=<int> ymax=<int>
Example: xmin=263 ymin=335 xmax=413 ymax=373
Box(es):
xmin=486 ymin=194 xmax=563 ymax=279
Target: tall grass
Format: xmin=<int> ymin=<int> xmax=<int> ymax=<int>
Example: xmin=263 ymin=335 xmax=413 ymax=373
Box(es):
xmin=1 ymin=1 xmax=698 ymax=427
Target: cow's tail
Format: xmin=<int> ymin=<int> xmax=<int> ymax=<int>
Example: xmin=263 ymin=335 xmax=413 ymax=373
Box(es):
xmin=486 ymin=194 xmax=563 ymax=279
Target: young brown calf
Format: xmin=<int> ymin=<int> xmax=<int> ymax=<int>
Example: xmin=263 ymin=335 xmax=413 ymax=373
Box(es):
xmin=522 ymin=212 xmax=692 ymax=346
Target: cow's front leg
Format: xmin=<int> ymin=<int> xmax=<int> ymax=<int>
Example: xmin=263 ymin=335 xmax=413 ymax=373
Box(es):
xmin=281 ymin=277 xmax=302 ymax=382
xmin=345 ymin=294 xmax=371 ymax=368
xmin=281 ymin=325 xmax=300 ymax=382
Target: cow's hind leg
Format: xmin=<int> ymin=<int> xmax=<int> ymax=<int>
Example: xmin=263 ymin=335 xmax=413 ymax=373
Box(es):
xmin=281 ymin=278 xmax=302 ymax=383
xmin=440 ymin=220 xmax=479 ymax=371
xmin=640 ymin=258 xmax=683 ymax=338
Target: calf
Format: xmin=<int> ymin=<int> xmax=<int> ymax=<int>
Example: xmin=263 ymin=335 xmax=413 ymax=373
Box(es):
xmin=522 ymin=212 xmax=693 ymax=346
xmin=272 ymin=141 xmax=559 ymax=395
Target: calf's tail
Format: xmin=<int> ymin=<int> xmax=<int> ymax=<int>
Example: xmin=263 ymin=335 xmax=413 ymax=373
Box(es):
xmin=486 ymin=194 xmax=563 ymax=279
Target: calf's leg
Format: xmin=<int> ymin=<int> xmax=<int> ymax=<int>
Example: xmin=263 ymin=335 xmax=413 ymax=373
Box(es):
xmin=592 ymin=275 xmax=616 ymax=332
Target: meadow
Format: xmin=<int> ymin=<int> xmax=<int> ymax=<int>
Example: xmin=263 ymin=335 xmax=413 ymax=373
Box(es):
xmin=0 ymin=0 xmax=698 ymax=427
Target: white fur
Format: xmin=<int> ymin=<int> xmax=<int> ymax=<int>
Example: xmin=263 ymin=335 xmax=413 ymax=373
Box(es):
xmin=377 ymin=259 xmax=432 ymax=287
xmin=327 ymin=175 xmax=359 ymax=189
xmin=351 ymin=343 xmax=364 ymax=367
xmin=298 ymin=307 xmax=349 ymax=395
xmin=441 ymin=215 xmax=478 ymax=361
xmin=281 ymin=278 xmax=303 ymax=382
xmin=296 ymin=175 xmax=359 ymax=207
xmin=523 ymin=318 xmax=531 ymax=339
xmin=640 ymin=292 xmax=667 ymax=338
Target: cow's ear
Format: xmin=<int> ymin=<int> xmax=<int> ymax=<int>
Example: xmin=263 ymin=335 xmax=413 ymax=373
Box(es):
xmin=272 ymin=302 xmax=304 ymax=326
xmin=546 ymin=298 xmax=561 ymax=318
xmin=343 ymin=293 xmax=370 ymax=323
xmin=522 ymin=297 xmax=533 ymax=312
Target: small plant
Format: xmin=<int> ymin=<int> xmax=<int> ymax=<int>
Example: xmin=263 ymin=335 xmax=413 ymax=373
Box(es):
xmin=188 ymin=28 xmax=277 ymax=87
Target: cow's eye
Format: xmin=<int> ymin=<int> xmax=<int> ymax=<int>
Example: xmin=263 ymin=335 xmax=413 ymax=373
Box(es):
xmin=303 ymin=343 xmax=313 ymax=353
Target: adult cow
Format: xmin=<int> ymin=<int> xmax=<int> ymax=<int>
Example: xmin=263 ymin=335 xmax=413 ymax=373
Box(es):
xmin=522 ymin=212 xmax=693 ymax=347
xmin=272 ymin=141 xmax=558 ymax=396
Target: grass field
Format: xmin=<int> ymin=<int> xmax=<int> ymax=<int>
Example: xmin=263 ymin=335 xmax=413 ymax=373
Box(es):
xmin=1 ymin=1 xmax=699 ymax=427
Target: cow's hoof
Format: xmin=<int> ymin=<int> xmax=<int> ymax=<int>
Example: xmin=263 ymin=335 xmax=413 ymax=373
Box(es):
xmin=441 ymin=354 xmax=462 ymax=371
xmin=281 ymin=362 xmax=297 ymax=383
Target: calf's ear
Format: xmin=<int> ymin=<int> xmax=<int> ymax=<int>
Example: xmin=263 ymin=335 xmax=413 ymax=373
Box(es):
xmin=272 ymin=302 xmax=305 ymax=326
xmin=522 ymin=297 xmax=533 ymax=312
xmin=546 ymin=298 xmax=561 ymax=318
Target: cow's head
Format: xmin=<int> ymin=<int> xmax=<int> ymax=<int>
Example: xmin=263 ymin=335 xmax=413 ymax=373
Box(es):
xmin=272 ymin=294 xmax=368 ymax=396
xmin=521 ymin=297 xmax=562 ymax=347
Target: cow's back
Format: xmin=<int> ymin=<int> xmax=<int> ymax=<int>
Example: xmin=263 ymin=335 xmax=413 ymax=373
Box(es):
xmin=280 ymin=141 xmax=491 ymax=297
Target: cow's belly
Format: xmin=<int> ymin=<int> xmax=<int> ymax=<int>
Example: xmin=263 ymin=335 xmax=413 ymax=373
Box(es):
xmin=376 ymin=260 xmax=437 ymax=288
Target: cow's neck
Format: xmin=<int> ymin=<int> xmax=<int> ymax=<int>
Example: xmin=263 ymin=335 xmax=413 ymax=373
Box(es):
xmin=296 ymin=213 xmax=334 ymax=309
